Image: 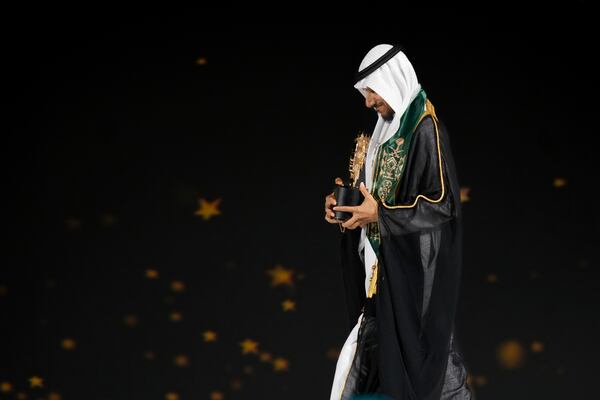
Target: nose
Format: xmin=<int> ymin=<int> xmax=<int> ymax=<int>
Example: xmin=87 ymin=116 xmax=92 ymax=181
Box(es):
xmin=365 ymin=95 xmax=375 ymax=109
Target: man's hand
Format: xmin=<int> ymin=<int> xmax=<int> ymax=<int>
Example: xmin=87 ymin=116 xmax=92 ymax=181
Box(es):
xmin=332 ymin=182 xmax=378 ymax=230
xmin=324 ymin=177 xmax=344 ymax=224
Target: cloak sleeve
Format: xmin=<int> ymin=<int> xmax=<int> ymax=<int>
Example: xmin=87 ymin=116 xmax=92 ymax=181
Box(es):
xmin=339 ymin=166 xmax=367 ymax=333
xmin=375 ymin=115 xmax=466 ymax=400
xmin=378 ymin=115 xmax=457 ymax=234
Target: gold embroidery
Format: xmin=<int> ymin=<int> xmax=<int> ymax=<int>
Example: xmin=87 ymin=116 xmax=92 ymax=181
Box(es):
xmin=367 ymin=262 xmax=378 ymax=298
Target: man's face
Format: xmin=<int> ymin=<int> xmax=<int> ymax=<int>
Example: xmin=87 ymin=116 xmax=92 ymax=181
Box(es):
xmin=364 ymin=87 xmax=394 ymax=120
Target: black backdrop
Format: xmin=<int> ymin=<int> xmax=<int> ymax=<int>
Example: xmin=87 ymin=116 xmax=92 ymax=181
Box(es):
xmin=2 ymin=7 xmax=598 ymax=400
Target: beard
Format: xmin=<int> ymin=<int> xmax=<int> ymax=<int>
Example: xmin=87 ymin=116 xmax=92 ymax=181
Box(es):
xmin=381 ymin=110 xmax=395 ymax=121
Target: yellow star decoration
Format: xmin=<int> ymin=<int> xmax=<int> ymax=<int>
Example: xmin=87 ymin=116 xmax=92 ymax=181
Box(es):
xmin=531 ymin=341 xmax=545 ymax=353
xmin=282 ymin=299 xmax=296 ymax=311
xmin=194 ymin=198 xmax=222 ymax=220
xmin=240 ymin=338 xmax=259 ymax=355
xmin=486 ymin=273 xmax=498 ymax=283
xmin=174 ymin=354 xmax=190 ymax=367
xmin=460 ymin=187 xmax=470 ymax=203
xmin=145 ymin=269 xmax=159 ymax=279
xmin=196 ymin=57 xmax=208 ymax=65
xmin=497 ymin=340 xmax=525 ymax=369
xmin=553 ymin=177 xmax=568 ymax=188
xmin=171 ymin=280 xmax=186 ymax=293
xmin=61 ymin=338 xmax=77 ymax=350
xmin=210 ymin=391 xmax=224 ymax=400
xmin=165 ymin=392 xmax=179 ymax=400
xmin=123 ymin=314 xmax=139 ymax=327
xmin=29 ymin=376 xmax=44 ymax=388
xmin=170 ymin=311 xmax=183 ymax=322
xmin=273 ymin=357 xmax=289 ymax=372
xmin=259 ymin=352 xmax=272 ymax=362
xmin=267 ymin=264 xmax=295 ymax=287
xmin=0 ymin=382 xmax=12 ymax=393
xmin=48 ymin=392 xmax=63 ymax=400
xmin=203 ymin=330 xmax=218 ymax=342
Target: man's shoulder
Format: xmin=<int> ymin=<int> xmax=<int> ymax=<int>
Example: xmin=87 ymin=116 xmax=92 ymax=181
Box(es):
xmin=415 ymin=114 xmax=436 ymax=133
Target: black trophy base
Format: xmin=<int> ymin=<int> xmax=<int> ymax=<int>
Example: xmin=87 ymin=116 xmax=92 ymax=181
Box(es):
xmin=333 ymin=184 xmax=363 ymax=221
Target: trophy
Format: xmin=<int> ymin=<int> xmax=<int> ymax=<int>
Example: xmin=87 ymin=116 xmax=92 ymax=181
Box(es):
xmin=333 ymin=132 xmax=370 ymax=221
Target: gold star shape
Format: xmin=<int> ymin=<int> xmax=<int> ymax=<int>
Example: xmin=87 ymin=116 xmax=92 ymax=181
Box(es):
xmin=267 ymin=264 xmax=295 ymax=287
xmin=210 ymin=391 xmax=224 ymax=400
xmin=240 ymin=338 xmax=259 ymax=355
xmin=273 ymin=357 xmax=289 ymax=372
xmin=196 ymin=57 xmax=208 ymax=65
xmin=259 ymin=352 xmax=272 ymax=362
xmin=169 ymin=311 xmax=183 ymax=322
xmin=486 ymin=273 xmax=498 ymax=283
xmin=171 ymin=280 xmax=186 ymax=293
xmin=145 ymin=269 xmax=159 ymax=279
xmin=0 ymin=382 xmax=12 ymax=393
xmin=48 ymin=392 xmax=62 ymax=400
xmin=282 ymin=299 xmax=296 ymax=311
xmin=460 ymin=187 xmax=470 ymax=203
xmin=174 ymin=354 xmax=190 ymax=367
xmin=61 ymin=338 xmax=76 ymax=350
xmin=29 ymin=376 xmax=44 ymax=388
xmin=530 ymin=341 xmax=544 ymax=353
xmin=496 ymin=340 xmax=525 ymax=369
xmin=553 ymin=177 xmax=567 ymax=188
xmin=203 ymin=330 xmax=218 ymax=342
xmin=194 ymin=198 xmax=222 ymax=220
xmin=123 ymin=314 xmax=139 ymax=327
xmin=165 ymin=393 xmax=179 ymax=400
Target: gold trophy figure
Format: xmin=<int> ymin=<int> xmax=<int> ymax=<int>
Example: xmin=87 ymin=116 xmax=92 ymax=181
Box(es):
xmin=333 ymin=132 xmax=370 ymax=221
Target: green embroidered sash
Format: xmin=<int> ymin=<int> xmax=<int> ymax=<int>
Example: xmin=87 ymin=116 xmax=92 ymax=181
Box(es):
xmin=367 ymin=89 xmax=427 ymax=258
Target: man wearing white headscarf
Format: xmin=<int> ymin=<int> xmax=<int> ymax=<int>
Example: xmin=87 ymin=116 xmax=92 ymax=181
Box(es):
xmin=324 ymin=45 xmax=473 ymax=399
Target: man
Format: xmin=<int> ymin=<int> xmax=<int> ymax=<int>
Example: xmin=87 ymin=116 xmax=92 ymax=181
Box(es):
xmin=324 ymin=44 xmax=473 ymax=400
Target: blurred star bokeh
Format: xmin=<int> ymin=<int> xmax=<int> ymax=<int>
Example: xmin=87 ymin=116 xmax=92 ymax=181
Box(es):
xmin=2 ymin=7 xmax=598 ymax=400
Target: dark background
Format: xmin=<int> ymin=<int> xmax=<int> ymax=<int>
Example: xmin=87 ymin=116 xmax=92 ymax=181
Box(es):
xmin=2 ymin=7 xmax=598 ymax=400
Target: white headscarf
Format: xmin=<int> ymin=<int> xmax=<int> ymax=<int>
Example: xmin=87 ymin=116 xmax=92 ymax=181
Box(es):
xmin=354 ymin=44 xmax=422 ymax=295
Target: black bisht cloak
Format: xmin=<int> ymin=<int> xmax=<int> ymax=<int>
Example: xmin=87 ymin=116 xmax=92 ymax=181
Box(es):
xmin=339 ymin=113 xmax=465 ymax=400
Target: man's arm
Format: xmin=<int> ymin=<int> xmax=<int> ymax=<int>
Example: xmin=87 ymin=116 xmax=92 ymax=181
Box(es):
xmin=378 ymin=116 xmax=456 ymax=236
